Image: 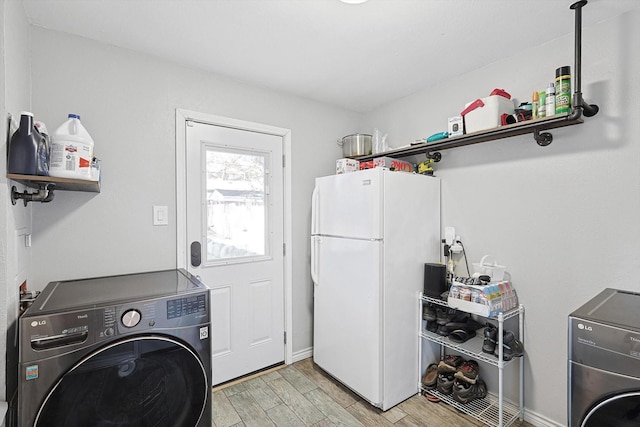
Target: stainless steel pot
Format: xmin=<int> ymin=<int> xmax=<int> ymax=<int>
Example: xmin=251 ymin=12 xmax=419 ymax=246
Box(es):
xmin=338 ymin=134 xmax=372 ymax=157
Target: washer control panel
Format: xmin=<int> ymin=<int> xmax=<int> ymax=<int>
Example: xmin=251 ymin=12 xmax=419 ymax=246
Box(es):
xmin=167 ymin=294 xmax=207 ymax=319
xmin=95 ymin=292 xmax=208 ymax=339
xmin=121 ymin=309 xmax=142 ymax=328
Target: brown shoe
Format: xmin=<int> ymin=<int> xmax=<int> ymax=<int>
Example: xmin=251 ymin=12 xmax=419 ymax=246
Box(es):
xmin=437 ymin=355 xmax=464 ymax=373
xmin=453 ymin=360 xmax=480 ymax=384
xmin=421 ymin=363 xmax=438 ymax=390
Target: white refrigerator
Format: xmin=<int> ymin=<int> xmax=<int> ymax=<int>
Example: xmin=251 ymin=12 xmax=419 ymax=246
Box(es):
xmin=311 ymin=167 xmax=441 ymax=410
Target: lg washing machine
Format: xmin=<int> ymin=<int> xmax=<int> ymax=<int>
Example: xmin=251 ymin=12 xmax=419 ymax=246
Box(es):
xmin=18 ymin=269 xmax=212 ymax=427
xmin=568 ymin=288 xmax=640 ymax=427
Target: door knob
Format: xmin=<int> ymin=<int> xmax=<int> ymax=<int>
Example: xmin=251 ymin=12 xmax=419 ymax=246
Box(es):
xmin=191 ymin=241 xmax=201 ymax=267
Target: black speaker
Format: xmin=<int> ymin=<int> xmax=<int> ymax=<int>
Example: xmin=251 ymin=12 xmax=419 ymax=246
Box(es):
xmin=424 ymin=263 xmax=447 ymax=298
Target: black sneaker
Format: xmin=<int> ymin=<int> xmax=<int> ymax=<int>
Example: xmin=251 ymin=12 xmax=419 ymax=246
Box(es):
xmin=482 ymin=323 xmax=497 ymax=354
xmin=423 ymin=303 xmax=437 ymax=321
xmin=436 ymin=308 xmax=456 ymax=325
xmin=436 ymin=372 xmax=455 ymax=395
xmin=494 ymin=330 xmax=524 ymax=361
xmin=452 ymin=378 xmax=487 ymax=404
xmin=425 ymin=320 xmax=438 ymax=333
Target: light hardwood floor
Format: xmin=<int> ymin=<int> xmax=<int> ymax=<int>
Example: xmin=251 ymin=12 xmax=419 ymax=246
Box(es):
xmin=212 ymin=358 xmax=535 ymax=427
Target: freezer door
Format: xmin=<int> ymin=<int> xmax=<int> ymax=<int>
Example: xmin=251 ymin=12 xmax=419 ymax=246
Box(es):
xmin=312 ymin=235 xmax=382 ymax=405
xmin=313 ymin=169 xmax=382 ymax=239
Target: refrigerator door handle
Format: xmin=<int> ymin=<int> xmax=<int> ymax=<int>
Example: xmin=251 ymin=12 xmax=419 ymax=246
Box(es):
xmin=311 ymin=185 xmax=319 ymax=235
xmin=311 ymin=236 xmax=319 ymax=285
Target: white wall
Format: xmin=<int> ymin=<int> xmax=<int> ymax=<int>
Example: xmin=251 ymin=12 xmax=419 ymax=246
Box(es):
xmin=28 ymin=27 xmax=361 ymax=357
xmin=363 ymin=8 xmax=640 ymax=426
xmin=1 ymin=0 xmax=32 ymax=418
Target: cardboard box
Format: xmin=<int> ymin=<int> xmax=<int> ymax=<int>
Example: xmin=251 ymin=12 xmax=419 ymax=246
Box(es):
xmin=447 ymin=280 xmax=518 ymax=318
xmin=372 ymin=157 xmax=414 ymax=173
xmin=359 ymin=160 xmax=374 ymax=170
xmin=336 ymin=158 xmax=359 ymax=174
xmin=461 ymin=95 xmax=514 ymax=133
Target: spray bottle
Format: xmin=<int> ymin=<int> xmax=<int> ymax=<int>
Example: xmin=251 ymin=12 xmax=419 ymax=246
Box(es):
xmin=546 ymin=83 xmax=556 ymax=116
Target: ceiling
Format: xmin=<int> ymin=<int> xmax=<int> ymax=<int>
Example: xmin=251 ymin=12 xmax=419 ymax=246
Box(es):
xmin=21 ymin=0 xmax=640 ymax=113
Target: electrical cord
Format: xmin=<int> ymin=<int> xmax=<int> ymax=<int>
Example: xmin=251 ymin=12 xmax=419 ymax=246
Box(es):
xmin=458 ymin=240 xmax=471 ymax=277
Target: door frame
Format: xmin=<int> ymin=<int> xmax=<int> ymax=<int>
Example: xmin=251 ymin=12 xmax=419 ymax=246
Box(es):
xmin=175 ymin=108 xmax=293 ymax=366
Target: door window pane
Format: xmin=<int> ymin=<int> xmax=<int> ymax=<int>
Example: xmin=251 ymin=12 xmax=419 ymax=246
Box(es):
xmin=205 ymin=147 xmax=268 ymax=261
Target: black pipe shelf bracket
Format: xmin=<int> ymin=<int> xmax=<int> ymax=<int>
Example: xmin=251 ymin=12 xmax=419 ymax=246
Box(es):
xmin=6 ymin=174 xmax=100 ymax=206
xmin=533 ymin=129 xmax=553 ymax=147
xmin=11 ymin=184 xmax=56 ymax=206
xmin=529 ymin=0 xmax=599 ymax=146
xmin=351 ymin=1 xmax=599 ymax=163
xmin=524 ymin=0 xmax=599 ymax=146
xmin=568 ymin=0 xmax=599 ymax=120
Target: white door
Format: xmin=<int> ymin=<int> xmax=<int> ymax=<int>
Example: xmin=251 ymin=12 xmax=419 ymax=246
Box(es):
xmin=185 ymin=119 xmax=285 ymax=385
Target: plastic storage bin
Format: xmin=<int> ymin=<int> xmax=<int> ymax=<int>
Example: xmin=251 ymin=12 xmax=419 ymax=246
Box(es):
xmin=472 ymin=255 xmax=506 ymax=282
xmin=461 ymin=95 xmax=514 ymax=133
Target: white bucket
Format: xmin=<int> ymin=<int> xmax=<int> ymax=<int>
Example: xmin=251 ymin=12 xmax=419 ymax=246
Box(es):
xmin=49 ymin=114 xmax=95 ymax=179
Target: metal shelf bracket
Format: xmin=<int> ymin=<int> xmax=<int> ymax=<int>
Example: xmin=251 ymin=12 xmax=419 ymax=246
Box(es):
xmin=568 ymin=0 xmax=600 ymax=121
xmin=11 ymin=184 xmax=55 ymax=206
xmin=533 ymin=129 xmax=553 ymax=147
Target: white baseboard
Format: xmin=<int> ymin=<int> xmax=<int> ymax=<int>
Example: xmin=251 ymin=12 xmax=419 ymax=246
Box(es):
xmin=523 ymin=409 xmax=564 ymax=427
xmin=292 ymin=346 xmax=313 ymax=363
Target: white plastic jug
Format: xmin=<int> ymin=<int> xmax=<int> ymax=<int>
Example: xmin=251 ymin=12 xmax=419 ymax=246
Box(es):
xmin=49 ymin=114 xmax=95 ymax=179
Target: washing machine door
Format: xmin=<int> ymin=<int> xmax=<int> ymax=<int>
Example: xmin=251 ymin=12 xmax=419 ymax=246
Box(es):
xmin=581 ymin=391 xmax=640 ymax=427
xmin=34 ymin=336 xmax=208 ymax=427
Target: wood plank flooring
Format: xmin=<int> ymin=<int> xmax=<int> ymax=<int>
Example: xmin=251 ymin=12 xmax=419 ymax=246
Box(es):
xmin=212 ymin=358 xmax=535 ymax=427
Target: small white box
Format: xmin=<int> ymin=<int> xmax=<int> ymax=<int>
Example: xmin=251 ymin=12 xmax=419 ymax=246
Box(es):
xmin=448 ymin=116 xmax=464 ymax=137
xmin=336 ymin=158 xmax=359 ymax=174
xmin=461 ymin=95 xmax=514 ymax=134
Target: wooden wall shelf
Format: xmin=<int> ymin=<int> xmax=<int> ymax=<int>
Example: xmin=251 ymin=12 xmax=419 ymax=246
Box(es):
xmin=7 ymin=174 xmax=100 ymax=205
xmin=7 ymin=174 xmax=100 ymax=192
xmin=352 ymin=113 xmax=584 ymax=161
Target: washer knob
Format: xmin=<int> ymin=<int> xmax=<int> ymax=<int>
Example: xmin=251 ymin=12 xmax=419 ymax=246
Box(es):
xmin=121 ymin=309 xmax=141 ymax=328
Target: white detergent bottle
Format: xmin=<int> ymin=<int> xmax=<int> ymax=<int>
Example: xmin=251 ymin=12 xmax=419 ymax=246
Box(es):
xmin=49 ymin=114 xmax=95 ymax=179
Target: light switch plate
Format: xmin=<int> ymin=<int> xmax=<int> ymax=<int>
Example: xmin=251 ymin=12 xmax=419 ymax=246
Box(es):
xmin=153 ymin=205 xmax=169 ymax=226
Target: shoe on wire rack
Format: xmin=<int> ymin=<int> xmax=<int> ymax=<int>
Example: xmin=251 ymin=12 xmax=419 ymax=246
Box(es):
xmin=436 ymin=372 xmax=455 ymax=395
xmin=421 ymin=363 xmax=438 ymax=390
xmin=437 ymin=355 xmax=464 ymax=373
xmin=494 ymin=330 xmax=524 ymax=361
xmin=423 ymin=303 xmax=437 ymax=321
xmin=452 ymin=378 xmax=487 ymax=404
xmin=453 ymin=360 xmax=480 ymax=384
xmin=482 ymin=323 xmax=497 ymax=354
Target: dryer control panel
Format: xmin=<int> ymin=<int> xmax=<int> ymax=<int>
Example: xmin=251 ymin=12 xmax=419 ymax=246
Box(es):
xmin=167 ymin=294 xmax=207 ymax=319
